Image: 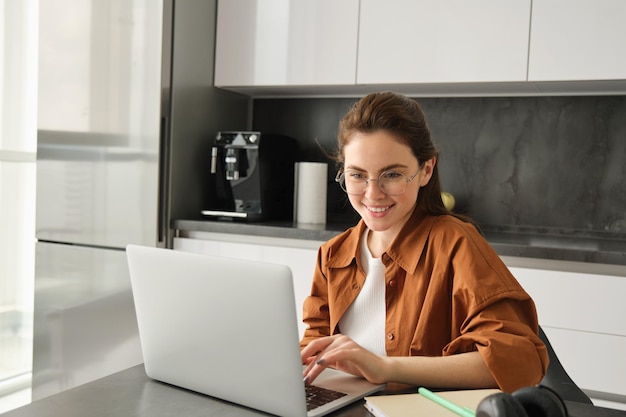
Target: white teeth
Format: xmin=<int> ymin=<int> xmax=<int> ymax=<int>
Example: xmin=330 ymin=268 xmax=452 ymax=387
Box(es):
xmin=367 ymin=206 xmax=389 ymax=213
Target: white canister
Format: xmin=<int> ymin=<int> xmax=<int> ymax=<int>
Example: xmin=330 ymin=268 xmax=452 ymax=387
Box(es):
xmin=293 ymin=162 xmax=328 ymax=225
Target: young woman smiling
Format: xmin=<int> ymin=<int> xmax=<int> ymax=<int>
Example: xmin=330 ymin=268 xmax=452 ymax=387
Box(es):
xmin=300 ymin=92 xmax=548 ymax=393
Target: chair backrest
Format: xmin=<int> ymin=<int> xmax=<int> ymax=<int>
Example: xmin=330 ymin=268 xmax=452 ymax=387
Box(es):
xmin=538 ymin=326 xmax=593 ymax=404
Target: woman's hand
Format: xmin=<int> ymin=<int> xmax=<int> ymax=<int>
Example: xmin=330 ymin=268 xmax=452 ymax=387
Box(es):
xmin=302 ymin=335 xmax=498 ymax=390
xmin=301 ymin=334 xmax=388 ymax=386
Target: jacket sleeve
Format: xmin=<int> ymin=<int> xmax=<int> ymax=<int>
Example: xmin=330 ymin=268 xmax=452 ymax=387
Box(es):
xmin=441 ymin=223 xmax=549 ymax=392
xmin=446 ymin=295 xmax=549 ymax=392
xmin=300 ymin=247 xmax=331 ymax=348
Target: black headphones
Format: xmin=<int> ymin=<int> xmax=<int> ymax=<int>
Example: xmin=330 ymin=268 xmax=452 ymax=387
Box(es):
xmin=476 ymin=385 xmax=568 ymax=417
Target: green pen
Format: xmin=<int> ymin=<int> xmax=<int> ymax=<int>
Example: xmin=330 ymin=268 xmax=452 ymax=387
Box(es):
xmin=418 ymin=387 xmax=476 ymax=417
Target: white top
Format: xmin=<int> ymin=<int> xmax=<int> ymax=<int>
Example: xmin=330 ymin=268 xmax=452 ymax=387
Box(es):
xmin=337 ymin=228 xmax=387 ymax=356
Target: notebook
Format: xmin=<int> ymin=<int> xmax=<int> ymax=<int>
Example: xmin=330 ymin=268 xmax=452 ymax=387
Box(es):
xmin=126 ymin=244 xmax=385 ymax=417
xmin=364 ymin=389 xmax=501 ymax=417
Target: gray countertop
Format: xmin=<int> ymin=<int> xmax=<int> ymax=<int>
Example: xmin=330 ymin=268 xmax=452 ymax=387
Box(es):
xmin=4 ymin=364 xmax=624 ymax=417
xmin=173 ymin=219 xmax=626 ymax=268
xmin=2 ymin=364 xmax=368 ymax=417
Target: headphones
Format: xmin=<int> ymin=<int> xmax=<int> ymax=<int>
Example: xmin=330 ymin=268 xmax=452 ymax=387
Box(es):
xmin=476 ymin=385 xmax=568 ymax=417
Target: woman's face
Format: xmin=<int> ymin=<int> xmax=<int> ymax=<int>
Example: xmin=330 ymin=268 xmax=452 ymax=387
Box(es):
xmin=342 ymin=130 xmax=433 ymax=238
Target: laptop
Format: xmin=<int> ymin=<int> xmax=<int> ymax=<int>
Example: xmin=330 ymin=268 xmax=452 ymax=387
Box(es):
xmin=126 ymin=244 xmax=385 ymax=417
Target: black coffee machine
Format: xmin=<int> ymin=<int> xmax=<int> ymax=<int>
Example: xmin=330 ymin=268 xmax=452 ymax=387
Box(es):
xmin=202 ymin=131 xmax=298 ymax=221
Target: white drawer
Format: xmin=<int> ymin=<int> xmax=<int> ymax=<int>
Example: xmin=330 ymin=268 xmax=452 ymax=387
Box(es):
xmin=543 ymin=326 xmax=626 ymax=398
xmin=510 ymin=267 xmax=626 ymax=336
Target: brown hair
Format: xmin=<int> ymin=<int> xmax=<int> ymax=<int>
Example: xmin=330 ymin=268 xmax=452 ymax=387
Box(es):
xmin=336 ymin=91 xmax=475 ymax=225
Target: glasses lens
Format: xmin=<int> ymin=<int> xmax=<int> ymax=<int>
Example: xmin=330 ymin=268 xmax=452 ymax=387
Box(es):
xmin=339 ymin=173 xmax=363 ymax=195
xmin=338 ymin=171 xmax=410 ymax=196
xmin=379 ymin=172 xmax=406 ymax=196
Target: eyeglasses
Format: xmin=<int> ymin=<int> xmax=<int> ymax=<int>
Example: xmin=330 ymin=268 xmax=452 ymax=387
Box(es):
xmin=335 ymin=169 xmax=421 ymax=196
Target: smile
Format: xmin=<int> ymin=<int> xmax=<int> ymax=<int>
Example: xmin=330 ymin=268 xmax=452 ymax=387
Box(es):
xmin=366 ymin=205 xmax=392 ymax=213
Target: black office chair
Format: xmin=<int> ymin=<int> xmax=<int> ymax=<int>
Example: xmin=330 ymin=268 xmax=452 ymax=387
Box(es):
xmin=537 ymin=326 xmax=593 ymax=404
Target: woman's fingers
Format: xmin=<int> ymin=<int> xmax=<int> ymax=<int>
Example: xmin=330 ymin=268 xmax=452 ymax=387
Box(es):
xmin=302 ymin=334 xmax=378 ymax=385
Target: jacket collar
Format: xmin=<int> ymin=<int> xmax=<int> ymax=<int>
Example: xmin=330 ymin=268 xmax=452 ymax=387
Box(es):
xmin=326 ymin=207 xmax=437 ymax=274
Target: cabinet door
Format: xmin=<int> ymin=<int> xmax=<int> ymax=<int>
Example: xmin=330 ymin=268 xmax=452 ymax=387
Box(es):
xmin=357 ymin=0 xmax=531 ymax=84
xmin=529 ymin=0 xmax=626 ymax=81
xmin=510 ymin=267 xmax=626 ymax=336
xmin=510 ymin=266 xmax=626 ymax=398
xmin=214 ymin=0 xmax=359 ymax=87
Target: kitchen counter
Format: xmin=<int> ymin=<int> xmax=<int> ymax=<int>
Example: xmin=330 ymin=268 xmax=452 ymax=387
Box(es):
xmin=5 ymin=364 xmax=625 ymax=417
xmin=173 ymin=218 xmax=626 ymax=271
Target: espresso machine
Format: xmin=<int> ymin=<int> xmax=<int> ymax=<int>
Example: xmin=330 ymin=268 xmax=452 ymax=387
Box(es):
xmin=202 ymin=131 xmax=298 ymax=221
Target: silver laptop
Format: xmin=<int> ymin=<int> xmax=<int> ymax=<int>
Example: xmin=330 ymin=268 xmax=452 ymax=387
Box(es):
xmin=126 ymin=244 xmax=385 ymax=417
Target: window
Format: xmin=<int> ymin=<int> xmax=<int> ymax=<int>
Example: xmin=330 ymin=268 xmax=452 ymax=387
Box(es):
xmin=0 ymin=0 xmax=38 ymax=410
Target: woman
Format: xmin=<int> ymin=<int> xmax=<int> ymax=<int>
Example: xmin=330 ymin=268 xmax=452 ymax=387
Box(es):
xmin=300 ymin=91 xmax=548 ymax=393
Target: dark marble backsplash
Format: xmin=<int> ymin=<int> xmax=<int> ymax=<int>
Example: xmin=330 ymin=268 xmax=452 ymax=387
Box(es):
xmin=252 ymin=95 xmax=626 ymax=238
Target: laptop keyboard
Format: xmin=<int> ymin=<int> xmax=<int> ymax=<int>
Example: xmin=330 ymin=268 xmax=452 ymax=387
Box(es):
xmin=305 ymin=384 xmax=348 ymax=411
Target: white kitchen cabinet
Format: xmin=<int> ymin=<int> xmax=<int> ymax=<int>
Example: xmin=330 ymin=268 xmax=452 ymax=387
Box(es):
xmin=214 ymin=0 xmax=359 ymax=87
xmin=528 ymin=0 xmax=626 ymax=82
xmin=357 ymin=0 xmax=531 ymax=84
xmin=509 ymin=265 xmax=626 ymax=402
